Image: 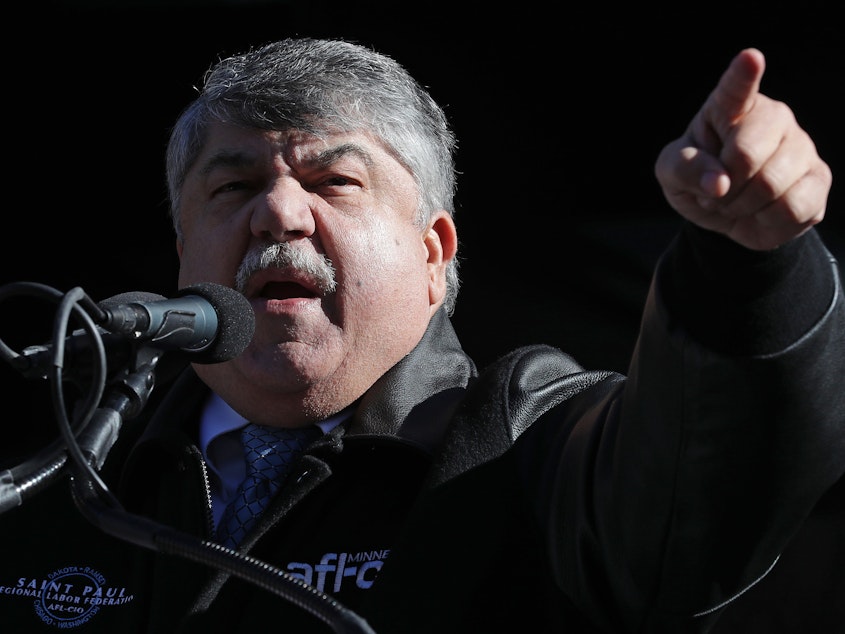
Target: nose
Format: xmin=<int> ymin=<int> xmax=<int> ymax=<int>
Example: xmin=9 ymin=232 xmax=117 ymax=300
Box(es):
xmin=250 ymin=176 xmax=316 ymax=242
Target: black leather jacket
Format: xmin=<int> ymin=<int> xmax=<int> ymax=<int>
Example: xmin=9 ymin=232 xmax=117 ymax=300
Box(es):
xmin=1 ymin=226 xmax=843 ymax=633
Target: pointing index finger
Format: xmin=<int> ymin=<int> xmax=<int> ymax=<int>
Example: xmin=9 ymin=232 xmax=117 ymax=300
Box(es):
xmin=710 ymin=47 xmax=766 ymax=129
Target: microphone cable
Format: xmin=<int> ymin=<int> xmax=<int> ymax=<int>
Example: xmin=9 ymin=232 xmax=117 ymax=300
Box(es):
xmin=0 ymin=281 xmax=106 ymax=511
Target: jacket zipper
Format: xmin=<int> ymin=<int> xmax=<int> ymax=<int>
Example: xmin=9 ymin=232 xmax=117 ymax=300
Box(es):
xmin=185 ymin=443 xmax=216 ymax=538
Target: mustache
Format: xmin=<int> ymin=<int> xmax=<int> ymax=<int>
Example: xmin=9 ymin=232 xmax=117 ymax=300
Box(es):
xmin=234 ymin=241 xmax=337 ymax=294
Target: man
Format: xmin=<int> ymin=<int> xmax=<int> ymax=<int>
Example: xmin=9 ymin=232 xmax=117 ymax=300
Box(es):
xmin=0 ymin=38 xmax=842 ymax=633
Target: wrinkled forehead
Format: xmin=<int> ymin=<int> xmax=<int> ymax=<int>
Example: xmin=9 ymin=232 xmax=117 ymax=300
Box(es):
xmin=199 ymin=121 xmax=393 ymax=164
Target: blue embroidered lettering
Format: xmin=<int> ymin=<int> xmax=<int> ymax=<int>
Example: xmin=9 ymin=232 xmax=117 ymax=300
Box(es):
xmin=0 ymin=565 xmax=135 ymax=629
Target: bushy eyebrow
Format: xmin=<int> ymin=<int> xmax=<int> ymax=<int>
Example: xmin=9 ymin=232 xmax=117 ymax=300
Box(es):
xmin=305 ymin=143 xmax=375 ymax=170
xmin=197 ymin=142 xmax=375 ymax=177
xmin=198 ymin=150 xmax=257 ymax=177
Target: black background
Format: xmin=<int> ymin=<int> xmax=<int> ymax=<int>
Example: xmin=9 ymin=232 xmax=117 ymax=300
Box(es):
xmin=0 ymin=2 xmax=842 ymax=630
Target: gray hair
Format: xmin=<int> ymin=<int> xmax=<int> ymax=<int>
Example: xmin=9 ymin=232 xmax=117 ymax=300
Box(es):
xmin=165 ymin=37 xmax=460 ymax=314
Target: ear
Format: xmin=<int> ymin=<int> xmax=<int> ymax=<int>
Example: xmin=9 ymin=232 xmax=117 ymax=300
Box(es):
xmin=424 ymin=211 xmax=458 ymax=310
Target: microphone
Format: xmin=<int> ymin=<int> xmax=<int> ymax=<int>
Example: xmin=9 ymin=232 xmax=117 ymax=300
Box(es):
xmin=0 ymin=283 xmax=255 ymax=514
xmin=17 ymin=283 xmax=255 ymax=382
xmin=97 ymin=282 xmax=255 ymax=363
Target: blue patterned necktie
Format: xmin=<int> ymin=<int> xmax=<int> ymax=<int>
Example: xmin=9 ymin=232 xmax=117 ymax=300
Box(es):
xmin=215 ymin=422 xmax=319 ymax=548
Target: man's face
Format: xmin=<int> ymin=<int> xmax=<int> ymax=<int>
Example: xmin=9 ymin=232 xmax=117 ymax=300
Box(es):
xmin=176 ymin=122 xmax=456 ymax=426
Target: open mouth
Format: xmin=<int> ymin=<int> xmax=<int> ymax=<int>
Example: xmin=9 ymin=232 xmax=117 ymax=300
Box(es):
xmin=259 ymin=281 xmax=318 ymax=300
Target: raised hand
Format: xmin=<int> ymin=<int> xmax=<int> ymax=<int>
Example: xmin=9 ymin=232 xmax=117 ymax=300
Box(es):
xmin=655 ymin=48 xmax=831 ymax=251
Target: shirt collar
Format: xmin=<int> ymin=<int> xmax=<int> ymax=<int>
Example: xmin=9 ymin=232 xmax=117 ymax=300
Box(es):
xmin=199 ymin=392 xmax=352 ymax=462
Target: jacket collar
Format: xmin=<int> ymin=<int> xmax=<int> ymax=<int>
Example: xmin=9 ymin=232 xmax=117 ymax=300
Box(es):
xmin=347 ymin=308 xmax=477 ymax=448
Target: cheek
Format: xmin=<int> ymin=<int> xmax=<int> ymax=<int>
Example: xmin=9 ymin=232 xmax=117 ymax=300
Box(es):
xmin=340 ymin=221 xmax=429 ymax=307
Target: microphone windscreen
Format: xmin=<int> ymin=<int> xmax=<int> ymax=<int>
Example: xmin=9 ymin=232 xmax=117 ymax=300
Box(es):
xmin=176 ymin=282 xmax=255 ymax=363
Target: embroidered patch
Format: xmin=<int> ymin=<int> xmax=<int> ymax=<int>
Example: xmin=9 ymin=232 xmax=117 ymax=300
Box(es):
xmin=0 ymin=565 xmax=135 ymax=629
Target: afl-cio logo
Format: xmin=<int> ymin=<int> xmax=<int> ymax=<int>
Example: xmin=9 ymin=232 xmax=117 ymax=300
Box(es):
xmin=21 ymin=565 xmax=134 ymax=629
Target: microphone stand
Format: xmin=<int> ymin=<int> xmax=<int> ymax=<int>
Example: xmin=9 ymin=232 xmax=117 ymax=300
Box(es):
xmin=0 ymin=281 xmax=93 ymax=513
xmin=1 ymin=281 xmax=377 ymax=634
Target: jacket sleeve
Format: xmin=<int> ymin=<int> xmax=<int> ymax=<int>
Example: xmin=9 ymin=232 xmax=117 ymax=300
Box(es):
xmin=526 ymin=225 xmax=845 ymax=632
